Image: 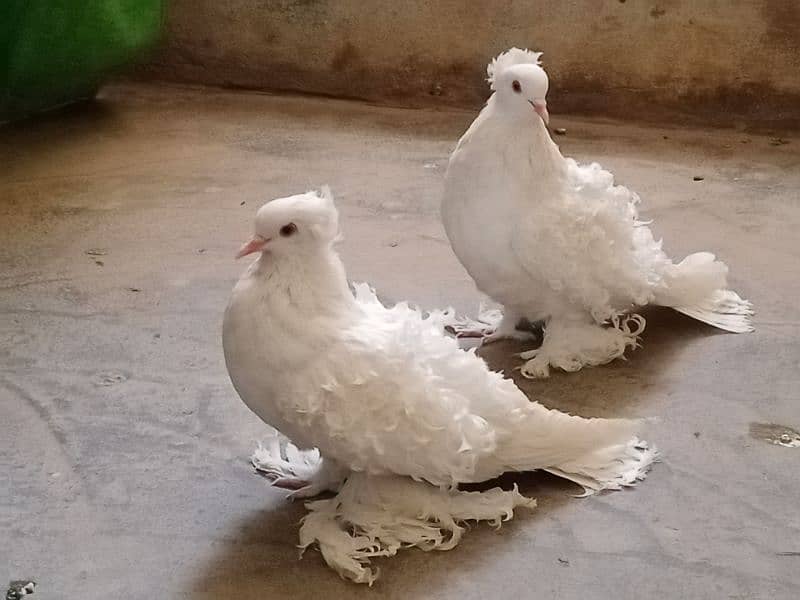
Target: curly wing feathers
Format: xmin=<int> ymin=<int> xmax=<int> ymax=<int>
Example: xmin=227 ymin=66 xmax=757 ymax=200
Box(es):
xmin=510 ymin=159 xmax=668 ymax=321
xmin=305 ymin=287 xmax=505 ymax=485
xmin=297 ymin=285 xmax=653 ymax=489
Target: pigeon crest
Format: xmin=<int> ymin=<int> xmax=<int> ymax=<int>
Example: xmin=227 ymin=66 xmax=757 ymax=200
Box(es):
xmin=487 ymin=47 xmax=543 ymax=91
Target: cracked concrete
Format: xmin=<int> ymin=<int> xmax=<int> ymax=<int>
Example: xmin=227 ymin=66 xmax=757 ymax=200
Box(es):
xmin=1 ymin=82 xmax=799 ymax=599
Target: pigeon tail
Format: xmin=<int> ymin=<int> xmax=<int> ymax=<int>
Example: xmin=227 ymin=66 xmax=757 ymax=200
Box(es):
xmin=496 ymin=407 xmax=658 ymax=495
xmin=655 ymin=252 xmax=754 ymax=333
xmin=544 ymin=438 xmax=659 ymax=496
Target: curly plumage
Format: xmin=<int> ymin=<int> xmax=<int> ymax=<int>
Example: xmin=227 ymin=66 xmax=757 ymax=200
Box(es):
xmin=443 ymin=48 xmax=753 ymax=378
xmin=224 ymin=190 xmax=657 ymax=582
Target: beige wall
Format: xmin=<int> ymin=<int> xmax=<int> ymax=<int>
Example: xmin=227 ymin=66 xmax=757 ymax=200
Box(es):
xmin=146 ymin=0 xmax=800 ymax=126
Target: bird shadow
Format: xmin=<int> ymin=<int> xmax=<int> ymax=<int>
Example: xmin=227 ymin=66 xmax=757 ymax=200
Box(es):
xmin=476 ymin=306 xmax=723 ymax=417
xmin=187 ymin=471 xmax=584 ymax=599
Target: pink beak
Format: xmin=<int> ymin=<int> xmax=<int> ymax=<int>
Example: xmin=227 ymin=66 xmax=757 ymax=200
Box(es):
xmin=531 ymin=99 xmax=549 ymax=125
xmin=236 ymin=235 xmax=269 ymax=259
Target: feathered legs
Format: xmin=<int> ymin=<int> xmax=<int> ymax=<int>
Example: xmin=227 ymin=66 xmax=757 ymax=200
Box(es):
xmin=518 ymin=313 xmax=645 ymax=379
xmin=285 ymin=458 xmax=348 ymax=499
xmin=482 ymin=309 xmax=540 ymax=345
xmin=446 ymin=307 xmax=537 ymax=343
xmin=252 ymin=437 xmax=347 ymax=499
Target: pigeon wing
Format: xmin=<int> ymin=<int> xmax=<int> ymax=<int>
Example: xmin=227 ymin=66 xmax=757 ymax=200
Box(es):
xmin=509 ymin=159 xmax=664 ymax=320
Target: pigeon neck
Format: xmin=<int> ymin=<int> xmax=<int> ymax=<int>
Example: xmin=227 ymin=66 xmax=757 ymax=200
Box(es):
xmin=255 ymin=246 xmax=353 ymax=308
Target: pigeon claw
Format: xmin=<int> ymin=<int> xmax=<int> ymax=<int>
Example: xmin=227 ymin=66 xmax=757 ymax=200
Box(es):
xmin=518 ymin=356 xmax=551 ymax=379
xmin=287 ymin=482 xmax=333 ymax=500
xmin=270 ymin=476 xmax=308 ymax=490
xmin=445 ymin=324 xmax=495 ymax=339
xmin=482 ymin=329 xmax=538 ymax=346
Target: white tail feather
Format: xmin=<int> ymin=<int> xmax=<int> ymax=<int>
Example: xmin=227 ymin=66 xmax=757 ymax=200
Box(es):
xmin=673 ymin=289 xmax=754 ymax=333
xmin=544 ymin=438 xmax=659 ymax=496
xmin=498 ymin=407 xmax=658 ymax=495
xmin=656 ymin=252 xmax=754 ymax=333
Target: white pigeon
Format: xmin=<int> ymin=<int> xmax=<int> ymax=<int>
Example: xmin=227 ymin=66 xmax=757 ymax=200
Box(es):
xmin=442 ymin=48 xmax=754 ymax=379
xmin=222 ymin=188 xmax=656 ymax=499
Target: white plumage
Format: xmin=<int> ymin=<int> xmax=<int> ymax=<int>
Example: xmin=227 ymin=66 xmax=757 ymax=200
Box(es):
xmin=223 ymin=189 xmax=657 ymax=582
xmin=442 ymin=48 xmax=754 ymax=379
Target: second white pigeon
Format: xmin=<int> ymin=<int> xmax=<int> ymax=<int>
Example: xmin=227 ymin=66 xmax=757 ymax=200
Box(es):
xmin=442 ymin=48 xmax=753 ymax=379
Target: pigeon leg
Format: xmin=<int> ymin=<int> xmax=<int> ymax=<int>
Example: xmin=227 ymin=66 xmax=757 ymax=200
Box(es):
xmin=287 ymin=458 xmax=348 ymax=500
xmin=483 ymin=310 xmax=539 ymax=345
xmin=518 ymin=315 xmax=644 ymax=379
xmin=446 ymin=320 xmax=495 ymax=338
xmin=271 ymin=476 xmax=308 ymax=490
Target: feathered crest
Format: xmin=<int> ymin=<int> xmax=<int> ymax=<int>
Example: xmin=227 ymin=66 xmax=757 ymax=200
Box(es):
xmin=316 ymin=185 xmax=344 ymax=244
xmin=318 ymin=185 xmax=334 ymax=205
xmin=487 ymin=47 xmax=543 ymax=91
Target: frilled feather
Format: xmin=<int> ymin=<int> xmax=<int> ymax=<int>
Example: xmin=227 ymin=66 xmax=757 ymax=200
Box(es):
xmin=487 ymin=47 xmax=543 ymax=90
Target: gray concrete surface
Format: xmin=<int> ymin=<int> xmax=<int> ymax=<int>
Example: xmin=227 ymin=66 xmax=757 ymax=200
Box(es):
xmin=1 ymin=82 xmax=799 ymax=599
xmin=145 ymin=0 xmax=800 ymax=127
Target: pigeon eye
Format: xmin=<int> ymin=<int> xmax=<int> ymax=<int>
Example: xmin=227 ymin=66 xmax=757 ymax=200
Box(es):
xmin=279 ymin=223 xmax=297 ymax=237
xmin=512 ymin=80 xmax=522 ymax=93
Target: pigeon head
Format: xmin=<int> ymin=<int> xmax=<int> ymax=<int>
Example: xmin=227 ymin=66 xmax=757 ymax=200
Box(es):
xmin=487 ymin=48 xmax=549 ymax=125
xmin=236 ymin=187 xmax=339 ymax=259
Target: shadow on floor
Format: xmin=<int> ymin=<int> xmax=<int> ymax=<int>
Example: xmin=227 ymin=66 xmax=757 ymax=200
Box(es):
xmin=1 ymin=98 xmax=122 ymax=181
xmin=478 ymin=306 xmax=725 ymax=417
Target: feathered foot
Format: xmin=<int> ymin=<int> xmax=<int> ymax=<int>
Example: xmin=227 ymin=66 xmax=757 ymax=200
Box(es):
xmin=518 ymin=314 xmax=645 ymax=379
xmin=445 ymin=321 xmax=495 ymax=338
xmin=444 ymin=302 xmax=503 ymax=338
xmin=299 ymin=473 xmax=536 ymax=585
xmin=252 ymin=433 xmax=346 ymax=498
xmin=481 ymin=310 xmax=540 ymax=345
xmin=483 ymin=328 xmax=538 ymax=345
xmin=289 ymin=460 xmax=348 ymax=499
xmin=445 ymin=307 xmax=538 ymax=344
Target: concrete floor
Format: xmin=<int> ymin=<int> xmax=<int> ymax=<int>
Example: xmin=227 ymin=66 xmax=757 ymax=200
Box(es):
xmin=1 ymin=83 xmax=799 ymax=599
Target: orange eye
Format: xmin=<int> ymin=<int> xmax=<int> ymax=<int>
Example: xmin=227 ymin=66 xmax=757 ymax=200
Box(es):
xmin=512 ymin=80 xmax=522 ymax=93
